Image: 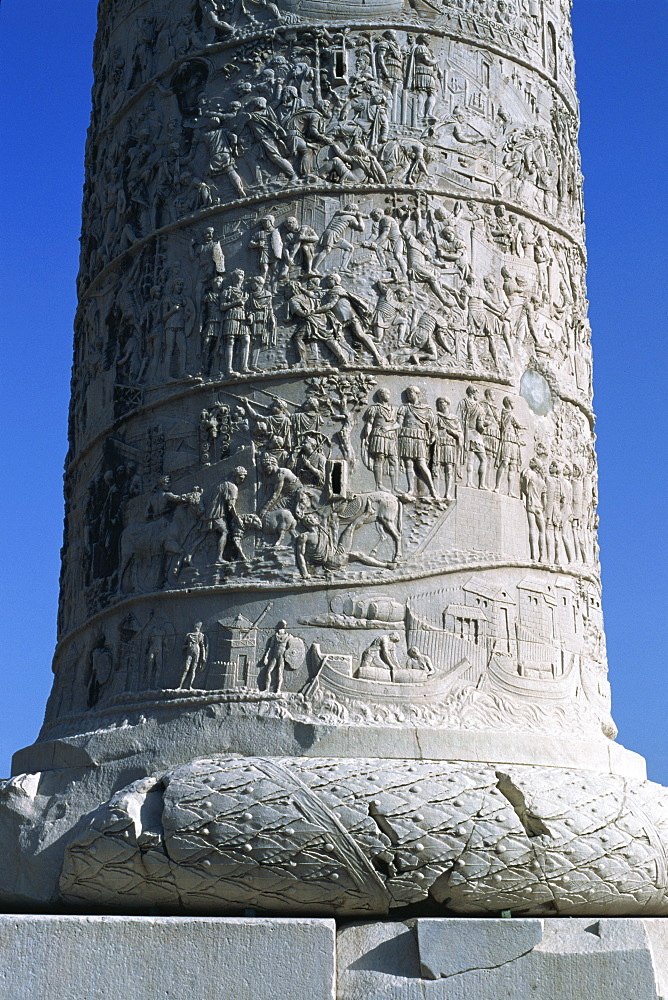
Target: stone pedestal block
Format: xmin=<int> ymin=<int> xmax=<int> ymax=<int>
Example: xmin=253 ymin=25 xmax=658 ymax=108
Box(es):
xmin=2 ymin=915 xmax=667 ymax=1000
xmin=0 ymin=916 xmax=336 ymax=1000
xmin=338 ymin=917 xmax=668 ymax=1000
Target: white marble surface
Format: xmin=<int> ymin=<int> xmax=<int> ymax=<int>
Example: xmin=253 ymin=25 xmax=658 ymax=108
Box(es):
xmin=338 ymin=917 xmax=668 ymax=999
xmin=0 ymin=916 xmax=336 ymax=1000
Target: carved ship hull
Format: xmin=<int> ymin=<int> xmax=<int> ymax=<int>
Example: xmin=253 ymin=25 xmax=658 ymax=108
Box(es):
xmin=309 ymin=643 xmax=472 ymax=704
xmin=285 ymin=0 xmax=404 ymax=19
xmin=404 ymin=608 xmax=579 ymax=705
xmin=487 ymin=649 xmax=578 ymax=703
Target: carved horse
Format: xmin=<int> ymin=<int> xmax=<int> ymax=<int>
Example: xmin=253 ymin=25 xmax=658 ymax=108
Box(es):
xmin=333 ymin=491 xmax=403 ymax=562
xmin=118 ymin=502 xmax=200 ymax=592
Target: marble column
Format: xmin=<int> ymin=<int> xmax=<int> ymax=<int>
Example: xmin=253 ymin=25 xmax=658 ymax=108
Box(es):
xmin=2 ymin=0 xmax=668 ymax=917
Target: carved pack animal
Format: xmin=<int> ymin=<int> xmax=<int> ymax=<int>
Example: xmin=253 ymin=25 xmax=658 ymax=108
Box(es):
xmin=256 ymin=510 xmax=298 ymax=548
xmin=119 ymin=502 xmax=199 ymax=592
xmin=333 ymin=490 xmax=403 ymax=561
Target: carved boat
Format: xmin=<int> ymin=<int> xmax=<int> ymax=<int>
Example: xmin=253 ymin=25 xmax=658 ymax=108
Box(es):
xmin=487 ymin=649 xmax=578 ymax=703
xmin=309 ymin=643 xmax=472 ymax=704
xmin=286 ymin=0 xmax=404 ymax=20
xmin=580 ymin=665 xmax=611 ymax=714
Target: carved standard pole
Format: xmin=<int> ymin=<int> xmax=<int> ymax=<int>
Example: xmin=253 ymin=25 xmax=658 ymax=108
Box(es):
xmin=3 ymin=0 xmax=668 ymax=917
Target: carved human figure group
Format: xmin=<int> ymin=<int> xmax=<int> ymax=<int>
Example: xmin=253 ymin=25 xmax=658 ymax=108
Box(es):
xmin=520 ymin=452 xmax=596 ymax=567
xmin=81 ymin=8 xmax=581 ymax=290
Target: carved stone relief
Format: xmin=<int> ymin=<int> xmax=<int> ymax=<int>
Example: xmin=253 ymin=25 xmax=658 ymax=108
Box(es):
xmin=6 ymin=0 xmax=664 ymax=922
xmin=54 ymin=0 xmax=600 ymax=756
xmin=80 ymin=30 xmax=582 ymax=289
xmin=59 ymin=756 xmax=668 ymax=917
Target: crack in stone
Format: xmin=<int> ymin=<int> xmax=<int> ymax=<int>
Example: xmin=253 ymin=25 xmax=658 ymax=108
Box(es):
xmin=495 ymin=772 xmax=551 ymax=838
xmin=424 ymin=944 xmax=538 ymax=981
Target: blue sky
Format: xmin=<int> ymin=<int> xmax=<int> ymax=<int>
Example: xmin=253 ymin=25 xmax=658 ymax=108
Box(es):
xmin=0 ymin=1 xmax=666 ymax=780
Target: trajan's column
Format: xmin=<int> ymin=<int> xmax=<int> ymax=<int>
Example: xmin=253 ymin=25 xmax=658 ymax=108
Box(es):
xmin=2 ymin=0 xmax=668 ymax=987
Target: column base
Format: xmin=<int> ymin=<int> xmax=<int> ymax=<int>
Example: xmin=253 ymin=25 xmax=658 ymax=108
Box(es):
xmin=4 ymin=752 xmax=668 ymax=915
xmin=58 ymin=755 xmax=668 ymax=917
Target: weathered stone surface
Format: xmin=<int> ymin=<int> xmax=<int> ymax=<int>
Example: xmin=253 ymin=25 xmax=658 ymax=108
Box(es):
xmin=11 ymin=722 xmax=647 ymax=778
xmin=57 ymin=756 xmax=668 ymax=916
xmin=0 ymin=916 xmax=336 ymax=1000
xmin=39 ymin=0 xmax=612 ymax=754
xmin=645 ymin=919 xmax=668 ymax=1000
xmin=416 ymin=917 xmax=543 ymax=979
xmin=1 ymin=0 xmax=666 ymax=918
xmin=337 ymin=918 xmax=668 ymax=999
xmin=2 ymin=914 xmax=666 ymax=1000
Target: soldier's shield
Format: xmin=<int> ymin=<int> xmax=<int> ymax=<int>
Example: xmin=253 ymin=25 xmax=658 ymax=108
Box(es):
xmin=285 ymin=635 xmax=306 ymax=671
